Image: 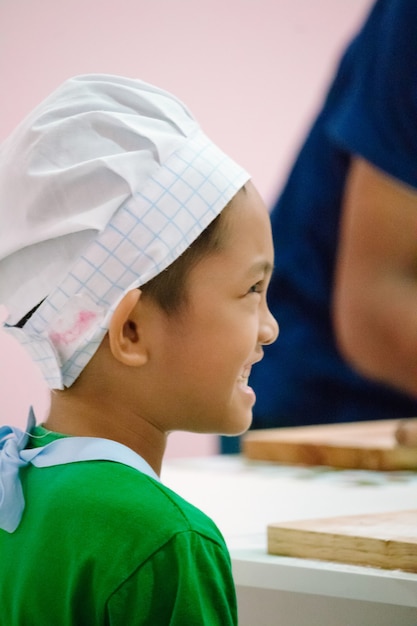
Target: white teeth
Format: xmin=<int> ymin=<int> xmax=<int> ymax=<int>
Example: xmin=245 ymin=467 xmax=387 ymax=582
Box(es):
xmin=238 ymin=366 xmax=251 ymax=385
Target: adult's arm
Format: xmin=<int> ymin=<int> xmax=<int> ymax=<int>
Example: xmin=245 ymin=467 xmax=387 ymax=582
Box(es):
xmin=333 ymin=156 xmax=417 ymax=398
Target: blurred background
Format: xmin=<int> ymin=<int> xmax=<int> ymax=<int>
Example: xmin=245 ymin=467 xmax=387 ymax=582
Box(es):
xmin=0 ymin=0 xmax=373 ymax=457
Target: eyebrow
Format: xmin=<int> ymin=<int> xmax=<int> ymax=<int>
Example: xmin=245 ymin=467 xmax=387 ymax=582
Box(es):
xmin=248 ymin=261 xmax=274 ymax=277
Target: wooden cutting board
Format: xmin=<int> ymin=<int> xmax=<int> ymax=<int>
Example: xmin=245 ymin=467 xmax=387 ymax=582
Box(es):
xmin=242 ymin=419 xmax=417 ymax=470
xmin=268 ymin=509 xmax=417 ymax=572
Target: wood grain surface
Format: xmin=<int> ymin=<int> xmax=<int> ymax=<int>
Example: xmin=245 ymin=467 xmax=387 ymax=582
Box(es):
xmin=243 ymin=420 xmax=417 ymax=470
xmin=268 ymin=509 xmax=417 ymax=572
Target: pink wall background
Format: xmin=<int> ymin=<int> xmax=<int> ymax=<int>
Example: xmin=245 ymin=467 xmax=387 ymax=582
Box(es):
xmin=0 ymin=0 xmax=373 ymax=457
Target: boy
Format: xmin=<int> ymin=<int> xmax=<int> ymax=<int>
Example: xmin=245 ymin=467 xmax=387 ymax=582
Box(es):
xmin=0 ymin=74 xmax=278 ymax=624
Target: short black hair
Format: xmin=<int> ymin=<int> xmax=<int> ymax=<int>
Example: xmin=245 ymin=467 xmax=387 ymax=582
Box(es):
xmin=140 ymin=204 xmax=229 ymax=314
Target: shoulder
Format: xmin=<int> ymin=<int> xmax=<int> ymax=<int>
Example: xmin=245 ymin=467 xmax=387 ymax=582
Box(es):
xmin=323 ymin=0 xmax=417 ymax=188
xmin=13 ymin=461 xmax=234 ymax=624
xmin=27 ymin=459 xmax=225 ymax=548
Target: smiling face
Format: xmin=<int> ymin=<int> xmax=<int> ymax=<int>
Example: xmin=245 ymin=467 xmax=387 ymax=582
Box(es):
xmin=140 ymin=181 xmax=279 ymax=436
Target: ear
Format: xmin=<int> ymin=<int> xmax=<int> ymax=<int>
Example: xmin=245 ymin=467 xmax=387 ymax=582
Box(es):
xmin=108 ymin=290 xmax=148 ymax=367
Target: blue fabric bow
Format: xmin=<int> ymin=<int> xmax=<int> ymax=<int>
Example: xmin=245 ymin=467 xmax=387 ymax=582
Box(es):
xmin=0 ymin=409 xmax=159 ymax=533
xmin=0 ymin=409 xmax=39 ymax=533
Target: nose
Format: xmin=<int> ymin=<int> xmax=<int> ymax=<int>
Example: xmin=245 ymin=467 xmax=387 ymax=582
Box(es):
xmin=259 ymin=304 xmax=279 ymax=346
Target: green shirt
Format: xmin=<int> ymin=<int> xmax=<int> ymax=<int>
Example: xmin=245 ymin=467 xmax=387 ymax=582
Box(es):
xmin=0 ymin=428 xmax=238 ymax=625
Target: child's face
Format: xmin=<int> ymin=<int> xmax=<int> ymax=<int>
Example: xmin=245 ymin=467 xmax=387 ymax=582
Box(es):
xmin=142 ymin=181 xmax=278 ymax=436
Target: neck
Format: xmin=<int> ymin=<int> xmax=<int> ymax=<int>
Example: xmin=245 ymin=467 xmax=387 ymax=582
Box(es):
xmin=45 ymin=390 xmax=168 ymax=476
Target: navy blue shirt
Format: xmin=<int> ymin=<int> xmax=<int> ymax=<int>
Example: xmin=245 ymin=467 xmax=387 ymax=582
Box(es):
xmin=250 ymin=0 xmax=417 ymax=429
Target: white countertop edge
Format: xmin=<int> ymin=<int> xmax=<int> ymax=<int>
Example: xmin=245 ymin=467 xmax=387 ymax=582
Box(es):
xmin=231 ymin=548 xmax=417 ymax=607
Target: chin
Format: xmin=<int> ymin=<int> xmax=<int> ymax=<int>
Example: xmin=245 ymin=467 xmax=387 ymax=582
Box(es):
xmin=221 ymin=410 xmax=253 ymax=437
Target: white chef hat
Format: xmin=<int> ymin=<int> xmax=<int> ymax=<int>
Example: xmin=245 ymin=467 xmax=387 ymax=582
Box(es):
xmin=0 ymin=74 xmax=249 ymax=389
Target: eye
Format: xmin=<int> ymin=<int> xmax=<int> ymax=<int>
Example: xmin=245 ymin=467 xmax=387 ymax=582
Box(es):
xmin=248 ymin=281 xmax=263 ymax=295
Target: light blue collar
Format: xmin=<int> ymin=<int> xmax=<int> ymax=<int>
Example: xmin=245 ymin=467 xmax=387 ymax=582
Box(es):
xmin=0 ymin=408 xmax=159 ymax=533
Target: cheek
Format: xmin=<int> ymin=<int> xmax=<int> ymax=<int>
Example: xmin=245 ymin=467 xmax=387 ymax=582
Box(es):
xmin=173 ymin=333 xmax=231 ymax=390
xmin=167 ymin=304 xmax=254 ymax=380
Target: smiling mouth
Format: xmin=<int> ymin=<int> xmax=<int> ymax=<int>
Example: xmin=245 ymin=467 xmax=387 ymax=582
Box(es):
xmin=236 ymin=367 xmax=256 ymax=402
xmin=237 ymin=366 xmax=251 ymax=386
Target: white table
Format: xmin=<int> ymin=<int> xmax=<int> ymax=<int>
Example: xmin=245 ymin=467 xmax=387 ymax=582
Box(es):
xmin=162 ymin=455 xmax=417 ymax=626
